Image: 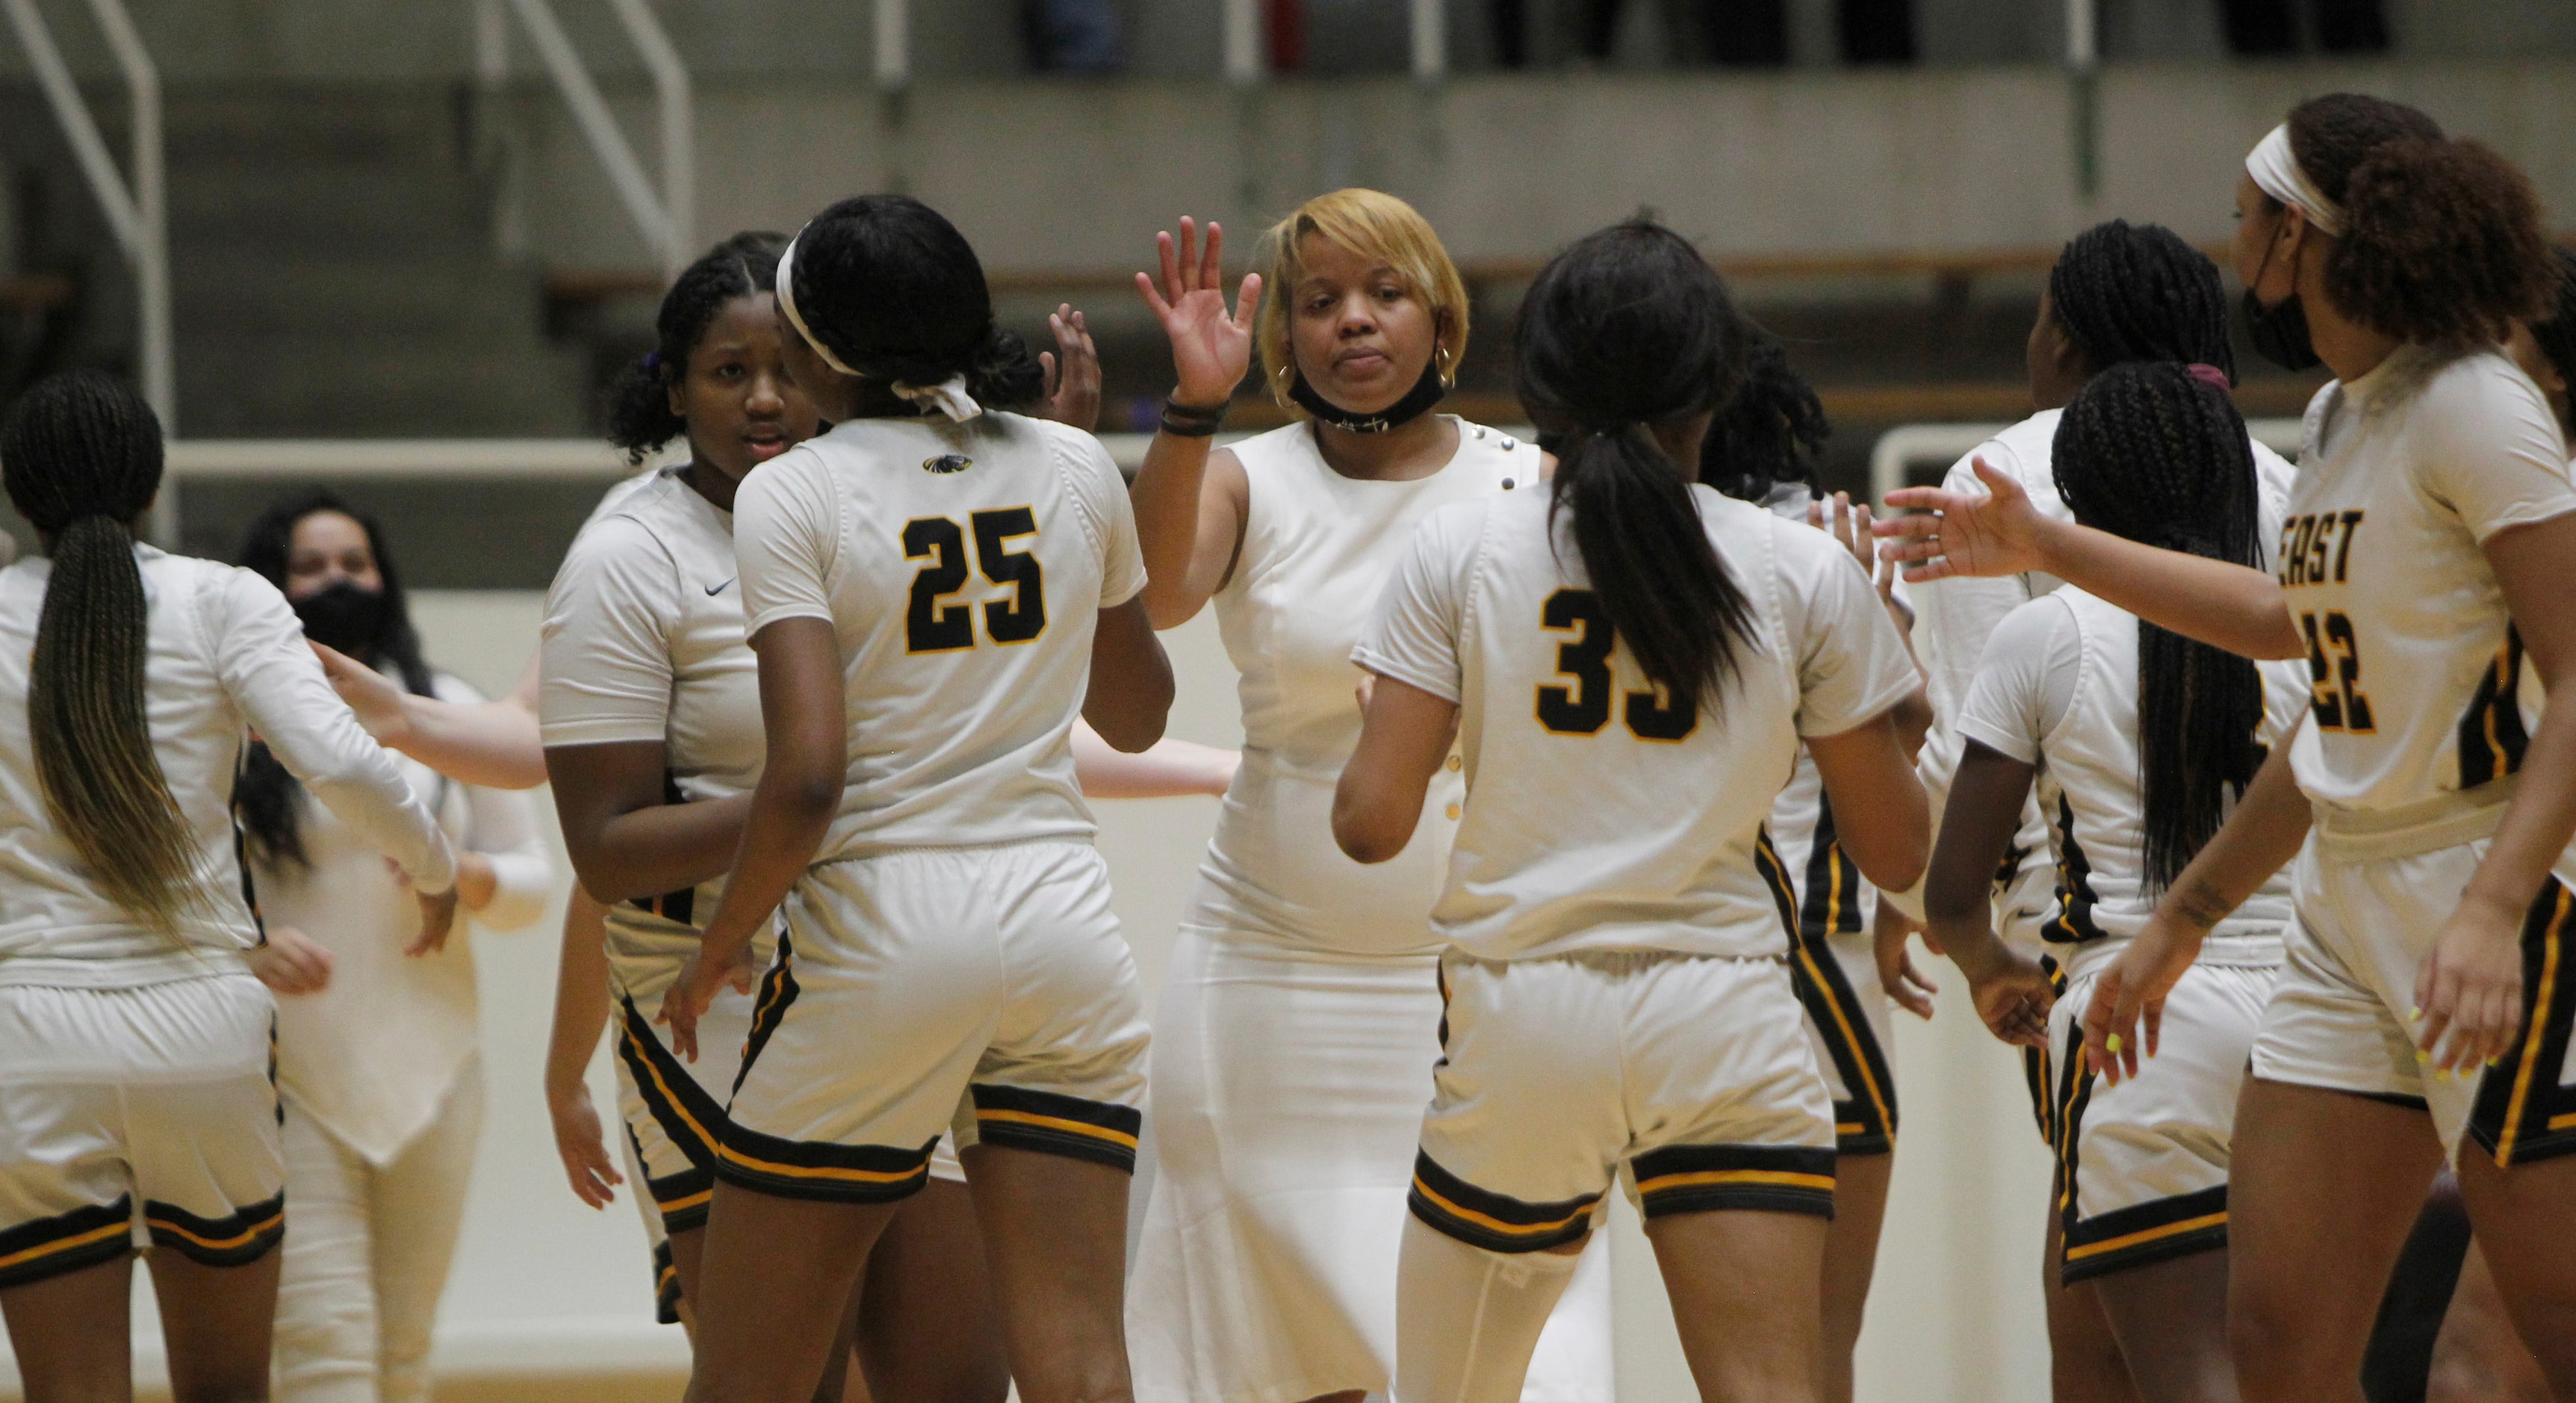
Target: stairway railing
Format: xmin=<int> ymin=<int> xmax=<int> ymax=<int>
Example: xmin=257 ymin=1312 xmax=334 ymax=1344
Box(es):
xmin=479 ymin=0 xmax=693 ymax=277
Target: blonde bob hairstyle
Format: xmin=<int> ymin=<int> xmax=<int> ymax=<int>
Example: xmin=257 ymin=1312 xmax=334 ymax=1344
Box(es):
xmin=1254 ymin=188 xmax=1471 ymax=411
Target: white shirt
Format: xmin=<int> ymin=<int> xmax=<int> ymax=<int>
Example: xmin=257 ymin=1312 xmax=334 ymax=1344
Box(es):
xmin=265 ymin=670 xmax=551 ymax=1163
xmin=1958 ymin=588 xmax=2307 ymax=968
xmin=2276 ymin=348 xmax=2574 ymax=831
xmin=733 ymin=412 xmax=1146 ymax=859
xmin=1914 ymin=408 xmax=2297 ymax=935
xmin=542 ymin=467 xmax=774 ymax=992
xmin=0 ymin=548 xmax=453 ymax=988
xmin=1356 ymin=485 xmax=1920 ymax=961
xmin=1189 ymin=418 xmax=1543 ymax=958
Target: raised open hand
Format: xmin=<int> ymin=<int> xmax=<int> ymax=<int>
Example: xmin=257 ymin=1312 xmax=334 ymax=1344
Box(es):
xmin=1039 ymin=303 xmax=1102 ymax=431
xmin=1872 ymin=458 xmax=2048 ymax=583
xmin=1135 ymin=217 xmax=1262 ymax=409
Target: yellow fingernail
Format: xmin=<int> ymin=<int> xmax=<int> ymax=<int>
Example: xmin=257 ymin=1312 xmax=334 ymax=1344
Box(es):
xmin=2105 ymin=1034 xmax=2123 ymax=1054
xmin=2409 ymin=1006 xmax=2422 ymax=1020
xmin=2436 ymin=1068 xmax=2453 ymax=1082
xmin=2416 ymin=1049 xmax=2431 ymax=1063
xmin=2488 ymin=1056 xmax=2501 ymax=1068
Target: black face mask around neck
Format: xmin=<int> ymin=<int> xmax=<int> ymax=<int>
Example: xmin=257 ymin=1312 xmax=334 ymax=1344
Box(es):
xmin=294 ymin=580 xmax=391 ymax=658
xmin=1288 ymin=359 xmax=1447 ymax=434
xmin=2241 ymin=288 xmax=2322 ymax=373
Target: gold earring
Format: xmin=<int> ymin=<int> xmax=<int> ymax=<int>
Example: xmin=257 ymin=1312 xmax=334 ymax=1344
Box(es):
xmin=1436 ymin=343 xmax=1456 ymax=388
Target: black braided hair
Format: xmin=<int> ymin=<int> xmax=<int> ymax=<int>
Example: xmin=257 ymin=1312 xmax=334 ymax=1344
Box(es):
xmin=0 ymin=371 xmax=198 ymax=934
xmin=1698 ymin=330 xmax=1828 ymax=504
xmin=606 ymin=231 xmax=789 ymax=465
xmin=2052 ymin=362 xmax=2267 ymax=892
xmin=233 ymin=492 xmax=435 ymax=870
xmin=2046 ymin=220 xmax=2235 ymax=382
xmin=1519 ymin=220 xmax=1754 ymax=714
xmin=786 ymin=195 xmax=1043 ymax=415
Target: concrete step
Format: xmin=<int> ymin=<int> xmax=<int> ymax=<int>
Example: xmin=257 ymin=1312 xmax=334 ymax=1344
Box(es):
xmin=173 ymin=250 xmax=544 ymax=338
xmin=163 ymin=84 xmax=465 ymax=171
xmin=167 ymin=163 xmax=491 ymax=256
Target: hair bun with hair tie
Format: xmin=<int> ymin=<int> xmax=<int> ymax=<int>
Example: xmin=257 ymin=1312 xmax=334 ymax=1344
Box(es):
xmin=2184 ymin=363 xmax=2232 ymax=393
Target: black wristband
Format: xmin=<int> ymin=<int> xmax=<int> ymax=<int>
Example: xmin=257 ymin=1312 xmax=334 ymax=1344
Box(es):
xmin=1160 ymin=397 xmax=1227 ymax=438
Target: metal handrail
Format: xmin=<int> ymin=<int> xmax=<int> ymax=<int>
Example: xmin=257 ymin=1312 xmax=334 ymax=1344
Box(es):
xmin=489 ymin=0 xmax=693 ymax=276
xmin=0 ymin=0 xmax=168 ymax=427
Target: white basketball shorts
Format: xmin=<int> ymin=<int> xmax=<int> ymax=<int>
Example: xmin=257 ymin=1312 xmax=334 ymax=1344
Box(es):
xmin=1409 ymin=948 xmax=1836 ymax=1254
xmin=2049 ymin=949 xmax=2275 ymax=1282
xmin=721 ymin=842 xmax=1148 ymax=1204
xmin=2256 ymin=840 xmax=2576 ymax=1168
xmin=0 ymin=973 xmax=285 ymax=1289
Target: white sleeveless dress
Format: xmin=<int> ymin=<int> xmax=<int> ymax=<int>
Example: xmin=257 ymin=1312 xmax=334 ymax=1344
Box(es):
xmin=1126 ymin=418 xmax=1614 ymax=1403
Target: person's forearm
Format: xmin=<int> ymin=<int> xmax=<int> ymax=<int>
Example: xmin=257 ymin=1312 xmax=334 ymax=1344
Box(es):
xmin=1131 ymin=430 xmax=1217 ymax=627
xmin=391 ymin=696 xmax=549 ymax=790
xmin=1073 ymin=727 xmax=1238 ymax=799
xmin=578 ymin=795 xmax=753 ymax=903
xmin=1084 ymin=601 xmax=1175 ymax=753
xmin=545 ymin=891 xmax=614 ymax=1100
xmin=2032 ymin=517 xmax=2304 ymax=661
xmin=2154 ymin=742 xmax=2311 ymax=934
xmin=694 ymin=781 xmax=833 ymax=976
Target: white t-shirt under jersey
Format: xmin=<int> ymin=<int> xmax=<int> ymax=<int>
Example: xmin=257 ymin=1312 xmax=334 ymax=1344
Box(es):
xmin=733 ymin=412 xmax=1147 ymax=860
xmin=541 ymin=465 xmax=772 ymax=994
xmin=2274 ymin=348 xmax=2573 ymax=830
xmin=0 ymin=548 xmax=453 ymax=988
xmin=1189 ymin=418 xmax=1545 ymax=958
xmin=1959 ymin=587 xmax=2309 ymax=967
xmin=1356 ymin=485 xmax=1919 ymax=961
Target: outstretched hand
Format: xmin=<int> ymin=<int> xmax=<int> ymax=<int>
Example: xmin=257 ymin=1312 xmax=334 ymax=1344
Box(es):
xmin=1135 ymin=217 xmax=1262 ymax=409
xmin=1872 ymin=459 xmax=2049 ymax=583
xmin=1038 ymin=303 xmax=1102 ymax=432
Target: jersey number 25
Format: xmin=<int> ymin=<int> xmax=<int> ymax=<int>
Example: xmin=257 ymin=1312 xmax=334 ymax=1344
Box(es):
xmin=903 ymin=508 xmax=1046 ymax=653
xmin=1535 ymin=589 xmax=1697 ymax=742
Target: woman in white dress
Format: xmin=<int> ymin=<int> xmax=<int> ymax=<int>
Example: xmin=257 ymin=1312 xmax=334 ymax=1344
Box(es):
xmin=234 ymin=493 xmax=554 ymax=1403
xmin=1123 ymin=189 xmax=1613 ymax=1403
xmin=0 ymin=371 xmax=456 ymax=1402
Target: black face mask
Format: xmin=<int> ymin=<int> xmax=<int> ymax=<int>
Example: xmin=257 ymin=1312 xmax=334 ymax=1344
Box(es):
xmin=2241 ymin=288 xmax=2321 ymax=373
xmin=2238 ymin=232 xmax=2321 ymax=373
xmin=1289 ymin=359 xmax=1447 ymax=434
xmin=294 ymin=580 xmax=390 ymax=658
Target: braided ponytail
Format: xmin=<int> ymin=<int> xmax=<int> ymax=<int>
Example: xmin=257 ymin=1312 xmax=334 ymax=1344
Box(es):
xmin=2052 ymin=362 xmax=2267 ymax=891
xmin=1 ymin=371 xmax=199 ymax=935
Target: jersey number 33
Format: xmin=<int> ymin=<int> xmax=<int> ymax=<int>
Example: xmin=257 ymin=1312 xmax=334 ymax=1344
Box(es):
xmin=1535 ymin=588 xmax=1698 ymax=742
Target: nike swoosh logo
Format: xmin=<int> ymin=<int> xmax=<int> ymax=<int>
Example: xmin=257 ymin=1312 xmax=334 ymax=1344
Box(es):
xmin=706 ymin=579 xmax=734 ymax=595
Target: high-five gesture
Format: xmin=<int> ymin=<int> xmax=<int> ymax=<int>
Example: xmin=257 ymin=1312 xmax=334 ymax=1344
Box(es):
xmin=1135 ymin=217 xmax=1262 ymax=408
xmin=1038 ymin=303 xmax=1102 ymax=431
xmin=1872 ymin=458 xmax=2048 ymax=583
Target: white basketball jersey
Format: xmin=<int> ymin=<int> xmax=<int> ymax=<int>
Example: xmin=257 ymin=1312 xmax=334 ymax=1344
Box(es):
xmin=1959 ymin=588 xmax=2308 ymax=961
xmin=2276 ymin=349 xmax=2572 ymax=826
xmin=541 ymin=466 xmax=771 ymax=988
xmin=733 ymin=412 xmax=1146 ymax=861
xmin=1355 ymin=484 xmax=1919 ymax=961
xmin=1189 ymin=418 xmax=1545 ymax=958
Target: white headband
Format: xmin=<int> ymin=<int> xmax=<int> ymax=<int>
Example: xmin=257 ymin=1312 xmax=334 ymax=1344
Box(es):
xmin=775 ymin=232 xmax=983 ymax=423
xmin=2244 ymin=123 xmax=2344 ymax=239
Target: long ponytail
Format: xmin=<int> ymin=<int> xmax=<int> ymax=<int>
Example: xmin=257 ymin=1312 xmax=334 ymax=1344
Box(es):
xmin=1 ymin=371 xmax=199 ymax=934
xmin=2051 ymin=362 xmax=2266 ymax=891
xmin=1518 ymin=221 xmax=1754 ymax=713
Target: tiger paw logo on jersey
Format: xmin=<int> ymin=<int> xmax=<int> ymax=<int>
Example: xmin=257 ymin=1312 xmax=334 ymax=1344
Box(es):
xmin=922 ymin=454 xmax=973 ymax=475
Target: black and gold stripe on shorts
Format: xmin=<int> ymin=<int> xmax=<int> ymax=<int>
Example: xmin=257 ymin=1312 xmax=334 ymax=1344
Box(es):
xmin=144 ymin=1192 xmax=285 ymax=1269
xmin=651 ymin=1238 xmax=683 ymax=1325
xmin=2024 ymin=955 xmax=2068 ymax=1147
xmin=729 ymin=931 xmax=800 ymax=1099
xmin=0 ymin=1198 xmax=134 ymax=1289
xmin=2061 ymin=1183 xmax=2229 ymax=1283
xmin=713 ymin=1124 xmax=937 ymax=1204
xmin=2469 ymin=878 xmax=2576 ymax=1168
xmin=969 ymin=1085 xmax=1142 ymax=1173
xmin=1631 ymin=1144 xmax=1836 ymax=1221
xmin=1407 ymin=1151 xmax=1600 ymax=1254
xmin=627 ymin=1123 xmax=716 ymax=1236
xmin=1760 ymin=821 xmax=1899 ymax=1154
xmin=617 ymin=996 xmax=730 ymax=1171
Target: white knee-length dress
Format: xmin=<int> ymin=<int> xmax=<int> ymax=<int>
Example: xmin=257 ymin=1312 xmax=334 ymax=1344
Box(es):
xmin=1127 ymin=418 xmax=1615 ymax=1403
